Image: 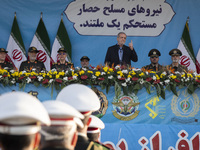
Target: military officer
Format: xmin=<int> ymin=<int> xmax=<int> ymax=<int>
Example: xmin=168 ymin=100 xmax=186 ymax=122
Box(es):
xmin=56 ymin=84 xmax=111 ymax=150
xmin=0 ymin=48 xmax=13 ymax=70
xmin=40 ymin=100 xmax=84 ymax=150
xmin=19 ymin=46 xmax=46 ymax=72
xmin=142 ymin=49 xmax=165 ymax=72
xmin=166 ymin=48 xmax=188 ymax=73
xmin=51 ymin=47 xmax=73 ymax=71
xmin=80 ymin=56 xmax=90 ymax=68
xmin=0 ymin=91 xmax=50 ymax=150
xmin=87 ymin=115 xmax=105 ymax=142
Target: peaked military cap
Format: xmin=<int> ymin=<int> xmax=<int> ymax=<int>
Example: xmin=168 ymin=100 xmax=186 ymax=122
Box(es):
xmin=57 ymin=47 xmax=67 ymax=53
xmin=80 ymin=56 xmax=90 ymax=61
xmin=0 ymin=48 xmax=8 ymax=53
xmin=87 ymin=115 xmax=105 ymax=133
xmin=42 ymin=100 xmax=84 ymax=128
xmin=28 ymin=46 xmax=39 ymax=53
xmin=56 ymin=84 xmax=100 ymax=114
xmin=169 ymin=48 xmax=182 ymax=56
xmin=0 ymin=92 xmax=50 ymax=135
xmin=148 ymin=49 xmax=161 ymax=57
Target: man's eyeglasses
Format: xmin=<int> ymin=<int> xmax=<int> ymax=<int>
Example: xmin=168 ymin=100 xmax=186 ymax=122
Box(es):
xmin=58 ymin=53 xmax=66 ymax=55
xmin=150 ymin=56 xmax=158 ymax=58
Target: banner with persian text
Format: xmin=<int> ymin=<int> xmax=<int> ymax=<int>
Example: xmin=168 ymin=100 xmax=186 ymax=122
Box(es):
xmin=0 ymin=0 xmax=200 ymax=69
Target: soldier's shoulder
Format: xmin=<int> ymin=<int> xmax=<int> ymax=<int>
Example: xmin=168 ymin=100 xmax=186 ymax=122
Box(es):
xmin=87 ymin=141 xmax=112 ymax=150
xmin=52 ymin=62 xmax=58 ymax=65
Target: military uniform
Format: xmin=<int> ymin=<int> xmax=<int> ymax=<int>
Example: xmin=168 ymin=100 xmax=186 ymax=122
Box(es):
xmin=41 ymin=100 xmax=84 ymax=150
xmin=0 ymin=61 xmax=13 ymax=70
xmin=142 ymin=64 xmax=165 ymax=72
xmin=0 ymin=48 xmax=14 ymax=70
xmin=142 ymin=49 xmax=164 ymax=72
xmin=51 ymin=61 xmax=73 ymax=71
xmin=75 ymin=135 xmax=111 ymax=150
xmin=166 ymin=64 xmax=188 ymax=73
xmin=19 ymin=60 xmax=46 ymax=72
xmin=167 ymin=48 xmax=188 ymax=73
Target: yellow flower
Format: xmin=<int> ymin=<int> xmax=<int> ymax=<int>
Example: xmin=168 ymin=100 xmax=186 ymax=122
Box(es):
xmin=117 ymin=71 xmax=123 ymax=77
xmin=130 ymin=71 xmax=136 ymax=75
xmin=128 ymin=75 xmax=132 ymax=78
xmin=11 ymin=72 xmax=19 ymax=77
xmin=139 ymin=72 xmax=144 ymax=77
xmin=108 ymin=68 xmax=113 ymax=72
xmin=49 ymin=75 xmax=52 ymax=78
xmin=103 ymin=67 xmax=108 ymax=72
xmin=53 ymin=71 xmax=58 ymax=75
xmin=160 ymin=73 xmax=166 ymax=78
xmin=79 ymin=70 xmax=85 ymax=75
xmin=156 ymin=74 xmax=160 ymax=80
xmin=31 ymin=72 xmax=37 ymax=76
xmin=181 ymin=74 xmax=185 ymax=78
xmin=58 ymin=72 xmax=65 ymax=76
xmin=87 ymin=71 xmax=93 ymax=74
xmin=25 ymin=73 xmax=30 ymax=76
xmin=56 ymin=74 xmax=60 ymax=79
xmin=74 ymin=73 xmax=78 ymax=76
xmin=95 ymin=71 xmax=101 ymax=77
xmin=71 ymin=71 xmax=74 ymax=76
xmin=187 ymin=73 xmax=193 ymax=78
xmin=150 ymin=71 xmax=156 ymax=74
xmin=170 ymin=75 xmax=176 ymax=79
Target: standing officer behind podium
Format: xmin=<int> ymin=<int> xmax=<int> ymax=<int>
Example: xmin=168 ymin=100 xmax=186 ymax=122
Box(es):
xmin=104 ymin=32 xmax=138 ymax=67
xmin=166 ymin=48 xmax=188 ymax=73
xmin=51 ymin=47 xmax=73 ymax=71
xmin=19 ymin=46 xmax=46 ymax=72
xmin=0 ymin=48 xmax=13 ymax=70
xmin=142 ymin=49 xmax=164 ymax=72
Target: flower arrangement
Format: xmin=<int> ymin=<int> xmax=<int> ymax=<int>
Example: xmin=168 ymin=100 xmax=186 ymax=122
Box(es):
xmin=0 ymin=66 xmax=199 ymax=99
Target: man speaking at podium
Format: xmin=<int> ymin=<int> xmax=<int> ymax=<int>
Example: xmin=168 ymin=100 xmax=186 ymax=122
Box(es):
xmin=104 ymin=32 xmax=138 ymax=67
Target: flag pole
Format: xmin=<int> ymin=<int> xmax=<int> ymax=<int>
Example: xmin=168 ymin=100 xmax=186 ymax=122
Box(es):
xmin=41 ymin=12 xmax=43 ymax=19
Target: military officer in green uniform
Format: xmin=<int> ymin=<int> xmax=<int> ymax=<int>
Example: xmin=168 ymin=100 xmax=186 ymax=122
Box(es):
xmin=166 ymin=48 xmax=188 ymax=73
xmin=57 ymin=84 xmax=111 ymax=150
xmin=19 ymin=46 xmax=46 ymax=72
xmin=0 ymin=48 xmax=14 ymax=70
xmin=142 ymin=49 xmax=165 ymax=72
xmin=51 ymin=47 xmax=73 ymax=71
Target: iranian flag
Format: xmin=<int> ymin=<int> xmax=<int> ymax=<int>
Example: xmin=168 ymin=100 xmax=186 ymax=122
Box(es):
xmin=30 ymin=15 xmax=51 ymax=71
xmin=178 ymin=18 xmax=196 ymax=72
xmin=51 ymin=17 xmax=71 ymax=66
xmin=6 ymin=13 xmax=27 ymax=70
xmin=196 ymin=48 xmax=200 ymax=73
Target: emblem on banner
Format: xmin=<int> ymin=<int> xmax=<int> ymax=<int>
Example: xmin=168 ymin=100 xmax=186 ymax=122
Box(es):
xmin=171 ymin=89 xmax=199 ymax=120
xmin=145 ymin=95 xmax=166 ymax=119
xmin=91 ymin=87 xmax=108 ymax=118
xmin=112 ymin=93 xmax=140 ymax=120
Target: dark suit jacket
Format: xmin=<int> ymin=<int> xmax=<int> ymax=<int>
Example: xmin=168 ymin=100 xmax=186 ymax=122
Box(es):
xmin=104 ymin=44 xmax=138 ymax=67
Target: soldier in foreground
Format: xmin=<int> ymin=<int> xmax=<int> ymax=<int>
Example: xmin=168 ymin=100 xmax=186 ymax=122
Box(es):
xmin=56 ymin=84 xmax=111 ymax=150
xmin=40 ymin=100 xmax=84 ymax=150
xmin=0 ymin=91 xmax=50 ymax=150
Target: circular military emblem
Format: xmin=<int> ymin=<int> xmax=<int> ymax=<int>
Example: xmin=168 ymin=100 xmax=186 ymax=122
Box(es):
xmin=12 ymin=49 xmax=22 ymax=61
xmin=91 ymin=87 xmax=108 ymax=118
xmin=37 ymin=50 xmax=47 ymax=63
xmin=112 ymin=93 xmax=140 ymax=120
xmin=171 ymin=89 xmax=199 ymax=117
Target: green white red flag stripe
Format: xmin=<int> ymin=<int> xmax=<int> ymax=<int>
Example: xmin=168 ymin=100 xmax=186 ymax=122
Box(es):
xmin=30 ymin=15 xmax=51 ymax=71
xmin=6 ymin=14 xmax=27 ymax=70
xmin=51 ymin=17 xmax=71 ymax=65
xmin=178 ymin=18 xmax=196 ymax=72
